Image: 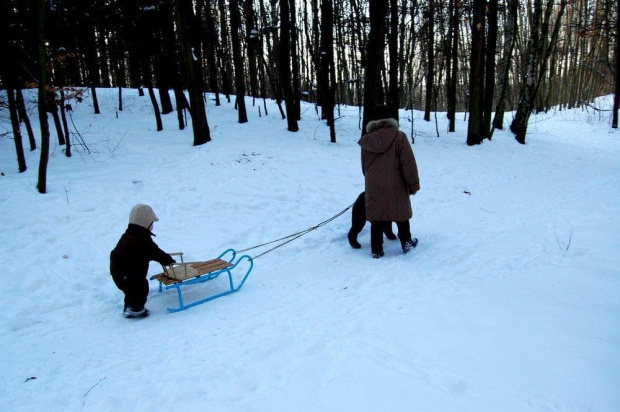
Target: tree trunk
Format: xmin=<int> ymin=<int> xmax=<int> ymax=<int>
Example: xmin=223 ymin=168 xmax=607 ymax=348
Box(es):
xmin=218 ymin=0 xmax=234 ymax=102
xmin=424 ymin=0 xmax=435 ymax=122
xmin=324 ymin=0 xmax=336 ymax=141
xmin=173 ymin=87 xmax=188 ymax=130
xmin=493 ymin=0 xmax=518 ymax=130
xmin=35 ymin=0 xmax=50 ymax=194
xmin=47 ymin=91 xmax=65 ymax=146
xmin=388 ymin=0 xmax=399 ymax=120
xmin=159 ymin=88 xmax=174 ymax=115
xmin=118 ymin=86 xmax=123 ymax=112
xmin=446 ymin=0 xmax=459 ymax=132
xmin=59 ymin=88 xmax=72 ymax=157
xmin=290 ymin=0 xmax=301 ymax=121
xmin=244 ymin=0 xmax=259 ymax=101
xmin=158 ymin=0 xmax=181 ymax=112
xmin=176 ymin=0 xmax=211 ymax=145
xmin=466 ymin=0 xmax=486 ymax=146
xmin=230 ymin=0 xmax=248 ymax=123
xmin=279 ymin=0 xmax=298 ymax=131
xmin=8 ymin=89 xmax=27 ymax=172
xmin=613 ymin=0 xmax=619 ymax=128
xmin=148 ymin=86 xmax=164 ymax=131
xmin=483 ymin=1 xmax=497 ymax=139
xmin=202 ymin=0 xmax=221 ymax=106
xmin=16 ymin=89 xmax=36 ymax=151
xmin=320 ymin=0 xmax=335 ymax=138
xmin=362 ymin=0 xmax=390 ymax=134
xmin=91 ymin=86 xmax=101 ymax=115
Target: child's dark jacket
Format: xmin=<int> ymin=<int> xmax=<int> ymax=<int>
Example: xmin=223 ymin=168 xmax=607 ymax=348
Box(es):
xmin=110 ymin=224 xmax=174 ymax=281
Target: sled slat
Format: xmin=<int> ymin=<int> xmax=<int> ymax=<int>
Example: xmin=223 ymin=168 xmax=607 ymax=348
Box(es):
xmin=190 ymin=259 xmax=232 ymax=274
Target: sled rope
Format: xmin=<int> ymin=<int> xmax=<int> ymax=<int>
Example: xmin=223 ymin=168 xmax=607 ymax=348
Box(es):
xmin=238 ymin=202 xmax=355 ymax=260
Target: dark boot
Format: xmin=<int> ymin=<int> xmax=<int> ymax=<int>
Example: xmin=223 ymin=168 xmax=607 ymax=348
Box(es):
xmin=402 ymin=238 xmax=419 ymax=254
xmin=123 ymin=307 xmax=150 ymax=318
xmin=372 ymin=250 xmax=385 ymax=259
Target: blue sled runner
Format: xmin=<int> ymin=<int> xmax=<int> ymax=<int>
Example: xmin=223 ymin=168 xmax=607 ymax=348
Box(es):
xmin=151 ymin=249 xmax=254 ymax=312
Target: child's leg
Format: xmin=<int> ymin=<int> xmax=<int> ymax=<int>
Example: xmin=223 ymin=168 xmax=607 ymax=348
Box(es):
xmin=124 ymin=277 xmax=149 ymax=311
xmin=111 ymin=274 xmax=129 ymax=309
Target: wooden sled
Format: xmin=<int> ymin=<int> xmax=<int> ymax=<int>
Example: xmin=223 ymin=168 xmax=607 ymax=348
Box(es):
xmin=150 ymin=249 xmax=254 ymax=312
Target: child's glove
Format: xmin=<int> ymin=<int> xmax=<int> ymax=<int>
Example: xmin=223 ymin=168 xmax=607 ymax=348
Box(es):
xmin=164 ymin=255 xmax=176 ymax=265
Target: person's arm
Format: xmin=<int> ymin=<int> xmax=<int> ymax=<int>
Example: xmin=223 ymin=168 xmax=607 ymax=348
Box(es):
xmin=148 ymin=240 xmax=176 ymax=265
xmin=398 ymin=133 xmax=420 ymax=195
xmin=361 ymin=149 xmax=367 ymax=176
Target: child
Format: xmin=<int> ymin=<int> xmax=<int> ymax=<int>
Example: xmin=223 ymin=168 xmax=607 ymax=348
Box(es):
xmin=110 ymin=204 xmax=175 ymax=318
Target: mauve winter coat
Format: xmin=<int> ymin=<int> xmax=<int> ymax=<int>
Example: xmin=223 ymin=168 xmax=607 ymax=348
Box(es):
xmin=358 ymin=118 xmax=420 ymax=222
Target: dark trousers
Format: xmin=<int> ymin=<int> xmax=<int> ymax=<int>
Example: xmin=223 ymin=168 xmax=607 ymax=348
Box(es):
xmin=371 ymin=220 xmax=412 ymax=254
xmin=350 ymin=192 xmax=395 ymax=239
xmin=111 ymin=274 xmax=149 ymax=311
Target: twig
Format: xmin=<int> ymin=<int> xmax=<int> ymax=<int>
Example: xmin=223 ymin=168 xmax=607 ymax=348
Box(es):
xmin=67 ymin=111 xmax=92 ymax=153
xmin=83 ymin=377 xmax=107 ymax=406
xmin=565 ymin=226 xmax=573 ymax=251
xmin=553 ymin=226 xmax=574 ymax=252
xmin=63 ymin=185 xmax=70 ymax=204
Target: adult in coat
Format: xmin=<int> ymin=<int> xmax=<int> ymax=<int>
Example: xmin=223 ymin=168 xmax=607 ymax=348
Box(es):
xmin=358 ymin=106 xmax=420 ymax=258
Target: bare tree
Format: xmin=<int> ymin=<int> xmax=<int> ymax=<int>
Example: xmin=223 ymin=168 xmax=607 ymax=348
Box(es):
xmin=175 ymin=0 xmax=211 ymax=145
xmin=199 ymin=0 xmax=221 ymax=106
xmin=613 ymin=0 xmax=619 ymax=128
xmin=493 ymin=0 xmax=518 ymax=130
xmin=279 ymin=0 xmax=299 ymax=131
xmin=230 ymin=0 xmax=248 ymax=123
xmin=244 ymin=0 xmax=260 ymax=103
xmin=218 ymin=0 xmax=234 ymax=102
xmin=363 ymin=0 xmax=390 ymax=133
xmin=35 ymin=0 xmax=51 ymax=193
xmin=1 ymin=0 xmax=32 ymax=168
xmin=423 ymin=0 xmax=435 ymax=122
xmin=466 ymin=0 xmax=486 ymax=146
xmin=388 ymin=0 xmax=399 ymax=120
xmin=7 ymin=90 xmax=28 ymax=172
xmin=16 ymin=89 xmax=37 ymax=150
xmin=320 ymin=0 xmax=336 ymax=141
xmin=511 ymin=0 xmax=568 ymax=144
xmin=483 ymin=0 xmax=498 ymax=139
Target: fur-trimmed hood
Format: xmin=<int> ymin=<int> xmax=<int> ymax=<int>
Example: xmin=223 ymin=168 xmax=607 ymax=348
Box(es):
xmin=366 ymin=118 xmax=398 ymax=133
xmin=359 ymin=118 xmax=400 ymax=154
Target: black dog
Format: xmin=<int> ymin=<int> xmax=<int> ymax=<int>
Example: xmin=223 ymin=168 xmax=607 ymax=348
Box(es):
xmin=348 ymin=192 xmax=396 ymax=249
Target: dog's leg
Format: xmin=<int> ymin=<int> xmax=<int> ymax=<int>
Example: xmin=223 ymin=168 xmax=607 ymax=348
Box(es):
xmin=348 ymin=192 xmax=366 ymax=249
xmin=384 ymin=222 xmax=397 ymax=240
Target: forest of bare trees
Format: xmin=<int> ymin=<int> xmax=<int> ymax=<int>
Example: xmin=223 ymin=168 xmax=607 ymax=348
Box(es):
xmin=0 ymin=0 xmax=618 ymax=192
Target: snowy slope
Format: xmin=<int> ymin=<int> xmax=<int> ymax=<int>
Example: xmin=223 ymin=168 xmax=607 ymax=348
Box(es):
xmin=0 ymin=89 xmax=619 ymax=411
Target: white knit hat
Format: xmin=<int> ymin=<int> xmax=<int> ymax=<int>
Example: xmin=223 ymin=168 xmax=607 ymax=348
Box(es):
xmin=128 ymin=204 xmax=159 ymax=229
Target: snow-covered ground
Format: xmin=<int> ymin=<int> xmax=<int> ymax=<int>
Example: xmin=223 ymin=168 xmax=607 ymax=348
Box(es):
xmin=1 ymin=89 xmax=618 ymax=411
